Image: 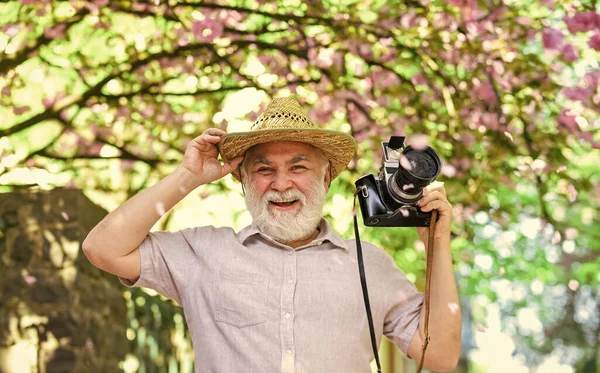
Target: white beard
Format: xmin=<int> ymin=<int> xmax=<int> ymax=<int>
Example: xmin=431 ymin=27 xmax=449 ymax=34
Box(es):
xmin=244 ymin=178 xmax=327 ymax=243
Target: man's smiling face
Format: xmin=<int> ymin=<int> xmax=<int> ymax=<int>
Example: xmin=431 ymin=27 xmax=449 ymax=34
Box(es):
xmin=241 ymin=141 xmax=331 ymax=243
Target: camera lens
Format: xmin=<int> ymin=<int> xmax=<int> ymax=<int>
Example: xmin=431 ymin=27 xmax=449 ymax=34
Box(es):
xmin=389 ymin=146 xmax=441 ymax=203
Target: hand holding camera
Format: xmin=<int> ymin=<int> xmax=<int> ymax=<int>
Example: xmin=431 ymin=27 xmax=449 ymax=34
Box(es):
xmin=355 ymin=136 xmax=444 ymax=227
xmin=416 ymin=181 xmax=453 ymax=242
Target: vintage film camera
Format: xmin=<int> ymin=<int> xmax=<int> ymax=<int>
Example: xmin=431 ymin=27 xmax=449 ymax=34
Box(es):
xmin=355 ymin=136 xmax=442 ymax=227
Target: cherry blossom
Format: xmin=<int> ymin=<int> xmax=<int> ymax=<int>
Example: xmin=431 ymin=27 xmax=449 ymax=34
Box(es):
xmin=560 ymin=44 xmax=579 ymax=62
xmin=44 ymin=24 xmax=67 ymax=39
xmin=474 ymin=80 xmax=498 ymax=107
xmin=562 ymin=87 xmax=592 ymax=101
xmin=191 ymin=18 xmax=224 ymax=42
xmin=542 ymin=28 xmax=564 ymax=50
xmin=589 ymin=32 xmax=600 ymax=50
xmin=564 ymin=11 xmax=600 ymax=34
xmin=556 ymin=110 xmax=579 ymax=133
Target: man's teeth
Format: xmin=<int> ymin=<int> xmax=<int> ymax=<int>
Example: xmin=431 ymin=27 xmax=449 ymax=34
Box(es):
xmin=271 ymin=200 xmax=297 ymax=205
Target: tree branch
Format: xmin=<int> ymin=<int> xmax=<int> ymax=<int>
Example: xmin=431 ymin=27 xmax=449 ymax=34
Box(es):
xmin=2 ymin=37 xmax=308 ymax=138
xmin=0 ymin=8 xmax=89 ymax=75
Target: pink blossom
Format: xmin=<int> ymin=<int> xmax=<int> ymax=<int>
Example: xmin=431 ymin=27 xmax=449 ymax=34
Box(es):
xmin=579 ymin=132 xmax=592 ymax=142
xmin=542 ymin=28 xmax=564 ymax=50
xmin=562 ymin=87 xmax=591 ymax=101
xmin=358 ymin=44 xmax=373 ymax=59
xmin=583 ymin=71 xmax=600 ymax=88
xmin=42 ymin=92 xmax=66 ymax=109
xmin=439 ymin=50 xmax=459 ymax=64
xmin=564 ymin=12 xmax=600 ymax=34
xmin=589 ymin=32 xmax=600 ymax=50
xmin=42 ymin=98 xmax=54 ymax=109
xmin=516 ymin=16 xmax=533 ymax=25
xmin=5 ymin=25 xmax=19 ymax=38
xmin=561 ymin=44 xmax=579 ymax=62
xmin=475 ymin=80 xmax=498 ymax=106
xmin=131 ymin=2 xmax=149 ymax=12
xmin=375 ymin=95 xmax=391 ymax=107
xmin=140 ymin=106 xmax=155 ymax=119
xmin=481 ymin=112 xmax=500 ymax=130
xmin=120 ymin=159 xmax=135 ymax=170
xmin=115 ymin=106 xmax=131 ymax=118
xmin=13 ymin=106 xmax=30 ymax=115
xmin=191 ymin=19 xmax=223 ymax=42
xmin=1 ymin=86 xmax=10 ymax=96
xmin=83 ymin=2 xmax=100 ymax=15
xmin=87 ymin=143 xmax=103 ymax=156
xmin=23 ymin=275 xmax=37 ymax=285
xmin=408 ymin=134 xmax=429 ymax=150
xmin=401 ymin=11 xmax=419 ymax=28
xmin=347 ymin=103 xmax=370 ymax=130
xmin=308 ymin=48 xmax=336 ymax=69
xmin=411 ymin=73 xmax=428 ymax=86
xmin=556 ymin=110 xmax=579 ymax=133
xmin=372 ymin=69 xmax=400 ymax=89
xmin=541 ymin=0 xmax=555 ymax=7
xmin=353 ymin=60 xmax=364 ymax=75
xmin=310 ymin=105 xmax=333 ymax=124
xmin=44 ymin=24 xmax=67 ymax=39
xmin=222 ymin=11 xmax=243 ymax=26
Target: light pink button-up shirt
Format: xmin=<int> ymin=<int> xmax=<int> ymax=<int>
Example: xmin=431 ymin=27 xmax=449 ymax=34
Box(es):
xmin=121 ymin=219 xmax=423 ymax=373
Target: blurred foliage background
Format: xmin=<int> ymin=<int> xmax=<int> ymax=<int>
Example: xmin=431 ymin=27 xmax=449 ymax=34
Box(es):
xmin=1 ymin=0 xmax=599 ymax=372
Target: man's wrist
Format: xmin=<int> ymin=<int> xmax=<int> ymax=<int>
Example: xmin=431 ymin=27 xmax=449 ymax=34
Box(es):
xmin=173 ymin=166 xmax=205 ymax=194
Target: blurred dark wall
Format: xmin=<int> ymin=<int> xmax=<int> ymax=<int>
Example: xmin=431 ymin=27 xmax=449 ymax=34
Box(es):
xmin=0 ymin=188 xmax=127 ymax=373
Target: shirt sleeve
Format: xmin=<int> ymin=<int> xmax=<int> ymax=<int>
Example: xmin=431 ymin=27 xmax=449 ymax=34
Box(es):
xmin=378 ymin=252 xmax=424 ymax=355
xmin=118 ymin=228 xmax=200 ymax=305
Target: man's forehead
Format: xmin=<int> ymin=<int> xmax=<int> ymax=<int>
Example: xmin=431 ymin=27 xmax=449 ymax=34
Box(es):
xmin=245 ymin=141 xmax=322 ymax=159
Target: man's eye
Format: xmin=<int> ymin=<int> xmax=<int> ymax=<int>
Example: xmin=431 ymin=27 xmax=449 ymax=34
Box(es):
xmin=257 ymin=168 xmax=272 ymax=173
xmin=291 ymin=165 xmax=307 ymax=171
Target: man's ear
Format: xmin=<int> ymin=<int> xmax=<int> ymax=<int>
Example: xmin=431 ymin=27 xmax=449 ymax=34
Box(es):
xmin=238 ymin=160 xmax=246 ymax=196
xmin=324 ymin=163 xmax=332 ymax=191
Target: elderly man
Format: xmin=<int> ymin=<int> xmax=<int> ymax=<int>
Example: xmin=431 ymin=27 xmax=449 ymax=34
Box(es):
xmin=83 ymin=97 xmax=461 ymax=372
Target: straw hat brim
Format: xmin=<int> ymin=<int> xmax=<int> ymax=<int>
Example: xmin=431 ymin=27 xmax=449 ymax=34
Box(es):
xmin=219 ymin=128 xmax=357 ymax=181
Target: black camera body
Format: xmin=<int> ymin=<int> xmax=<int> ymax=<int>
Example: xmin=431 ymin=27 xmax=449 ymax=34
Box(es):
xmin=355 ymin=136 xmax=441 ymax=227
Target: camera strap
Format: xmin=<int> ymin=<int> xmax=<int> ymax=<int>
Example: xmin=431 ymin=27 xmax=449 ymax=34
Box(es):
xmin=353 ymin=191 xmax=437 ymax=373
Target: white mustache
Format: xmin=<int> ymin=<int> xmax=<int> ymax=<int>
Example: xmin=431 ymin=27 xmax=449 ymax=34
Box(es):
xmin=262 ymin=190 xmax=305 ymax=205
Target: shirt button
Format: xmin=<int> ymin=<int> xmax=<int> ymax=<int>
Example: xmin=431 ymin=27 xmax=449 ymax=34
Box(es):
xmin=285 ymin=313 xmax=291 ymax=319
xmin=287 ymin=279 xmax=293 ymax=284
xmin=286 ymin=350 xmax=292 ymax=355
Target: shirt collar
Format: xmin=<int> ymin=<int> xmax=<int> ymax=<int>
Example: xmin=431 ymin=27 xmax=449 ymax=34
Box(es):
xmin=237 ymin=218 xmax=348 ymax=252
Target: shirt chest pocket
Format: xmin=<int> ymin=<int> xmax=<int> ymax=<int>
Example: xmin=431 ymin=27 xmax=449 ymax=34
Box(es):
xmin=212 ymin=271 xmax=269 ymax=328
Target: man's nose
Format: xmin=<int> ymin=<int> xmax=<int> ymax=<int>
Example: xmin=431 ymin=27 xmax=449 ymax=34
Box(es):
xmin=270 ymin=172 xmax=293 ymax=191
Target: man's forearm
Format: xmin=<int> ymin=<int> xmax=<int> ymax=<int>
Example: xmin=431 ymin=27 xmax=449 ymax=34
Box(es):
xmin=82 ymin=166 xmax=201 ymax=259
xmin=419 ymin=236 xmax=462 ymax=368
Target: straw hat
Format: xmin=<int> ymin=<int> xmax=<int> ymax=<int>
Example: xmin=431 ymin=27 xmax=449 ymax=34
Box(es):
xmin=219 ymin=97 xmax=356 ymax=181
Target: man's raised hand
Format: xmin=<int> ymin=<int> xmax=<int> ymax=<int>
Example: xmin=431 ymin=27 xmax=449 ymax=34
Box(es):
xmin=178 ymin=128 xmax=243 ymax=186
